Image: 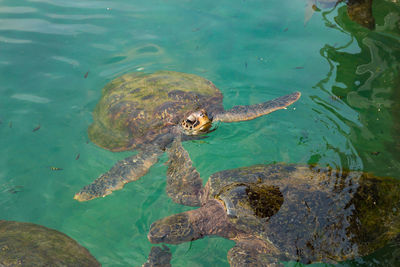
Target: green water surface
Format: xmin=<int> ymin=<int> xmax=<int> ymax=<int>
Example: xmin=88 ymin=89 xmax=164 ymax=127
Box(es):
xmin=1 ymin=0 xmax=400 ymax=266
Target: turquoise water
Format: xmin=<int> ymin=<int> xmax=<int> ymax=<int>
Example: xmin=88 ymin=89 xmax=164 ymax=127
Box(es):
xmin=1 ymin=0 xmax=400 ymax=266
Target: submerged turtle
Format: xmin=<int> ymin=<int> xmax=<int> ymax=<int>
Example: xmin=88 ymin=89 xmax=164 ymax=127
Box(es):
xmin=0 ymin=220 xmax=100 ymax=266
xmin=74 ymin=71 xmax=300 ymax=201
xmin=142 ymin=245 xmax=172 ymax=267
xmin=304 ymin=0 xmax=375 ymax=30
xmin=148 ymin=140 xmax=400 ymax=266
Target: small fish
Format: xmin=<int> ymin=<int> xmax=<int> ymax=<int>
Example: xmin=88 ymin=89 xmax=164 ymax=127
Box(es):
xmin=9 ymin=121 xmax=12 ymax=128
xmin=192 ymin=27 xmax=201 ymax=32
xmin=244 ymin=62 xmax=248 ymax=69
xmin=84 ymin=71 xmax=89 ymax=79
xmin=7 ymin=186 xmax=24 ymax=194
xmin=294 ymin=66 xmax=304 ymax=69
xmin=86 ymin=140 xmax=89 ymax=144
xmin=32 ymin=125 xmax=41 ymax=132
xmin=371 ymin=152 xmax=380 ymax=156
xmin=283 ymin=27 xmax=288 ymax=32
xmin=75 ymin=153 xmax=80 ymax=160
xmin=50 ymin=167 xmax=63 ymax=171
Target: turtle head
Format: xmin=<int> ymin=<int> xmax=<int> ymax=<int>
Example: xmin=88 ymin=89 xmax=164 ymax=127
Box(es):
xmin=180 ymin=109 xmax=213 ymax=135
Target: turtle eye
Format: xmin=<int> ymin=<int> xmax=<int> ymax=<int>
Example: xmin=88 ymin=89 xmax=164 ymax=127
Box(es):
xmin=186 ymin=114 xmax=196 ymax=124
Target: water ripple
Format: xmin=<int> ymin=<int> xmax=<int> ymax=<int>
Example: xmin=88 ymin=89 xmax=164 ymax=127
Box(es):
xmin=0 ymin=18 xmax=106 ymax=35
xmin=11 ymin=94 xmax=51 ymax=104
xmin=45 ymin=13 xmax=112 ymax=20
xmin=0 ymin=6 xmax=37 ymax=13
xmin=0 ymin=36 xmax=32 ymax=44
xmin=27 ymin=0 xmax=143 ymax=12
xmin=27 ymin=0 xmax=112 ymax=9
xmin=52 ymin=56 xmax=80 ymax=67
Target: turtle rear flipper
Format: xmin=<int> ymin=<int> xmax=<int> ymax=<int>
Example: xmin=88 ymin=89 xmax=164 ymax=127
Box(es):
xmin=166 ymin=139 xmax=203 ymax=207
xmin=74 ymin=146 xmax=162 ymax=201
xmin=228 ymin=240 xmax=284 ymax=267
xmin=148 ymin=200 xmax=231 ymax=244
xmin=213 ymin=92 xmax=300 ymax=123
xmin=142 ymin=245 xmax=172 ymax=267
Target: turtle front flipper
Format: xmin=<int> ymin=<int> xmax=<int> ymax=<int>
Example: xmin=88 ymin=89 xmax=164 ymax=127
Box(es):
xmin=165 ymin=139 xmax=203 ymax=207
xmin=228 ymin=240 xmax=284 ymax=267
xmin=213 ymin=92 xmax=301 ymax=123
xmin=74 ymin=146 xmax=162 ymax=201
xmin=142 ymin=245 xmax=172 ymax=267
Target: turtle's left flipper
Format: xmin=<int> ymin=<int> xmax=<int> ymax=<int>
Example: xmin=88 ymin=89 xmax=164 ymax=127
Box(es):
xmin=166 ymin=139 xmax=203 ymax=207
xmin=74 ymin=146 xmax=162 ymax=201
xmin=213 ymin=91 xmax=301 ymax=123
xmin=142 ymin=245 xmax=172 ymax=267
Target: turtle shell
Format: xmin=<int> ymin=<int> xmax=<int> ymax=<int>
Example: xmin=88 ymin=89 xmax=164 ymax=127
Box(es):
xmin=207 ymin=164 xmax=400 ymax=263
xmin=88 ymin=71 xmax=223 ymax=152
xmin=0 ymin=220 xmax=100 ymax=266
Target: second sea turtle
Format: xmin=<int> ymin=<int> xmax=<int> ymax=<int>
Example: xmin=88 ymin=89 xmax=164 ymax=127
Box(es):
xmin=0 ymin=220 xmax=100 ymax=266
xmin=148 ymin=140 xmax=400 ymax=266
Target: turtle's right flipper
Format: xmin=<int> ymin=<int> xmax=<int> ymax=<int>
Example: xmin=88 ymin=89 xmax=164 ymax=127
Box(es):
xmin=213 ymin=92 xmax=301 ymax=123
xmin=74 ymin=147 xmax=162 ymax=201
xmin=166 ymin=139 xmax=203 ymax=207
xmin=142 ymin=245 xmax=172 ymax=267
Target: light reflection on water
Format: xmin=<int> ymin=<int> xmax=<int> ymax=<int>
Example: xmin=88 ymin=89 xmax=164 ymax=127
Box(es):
xmin=0 ymin=0 xmax=399 ymax=266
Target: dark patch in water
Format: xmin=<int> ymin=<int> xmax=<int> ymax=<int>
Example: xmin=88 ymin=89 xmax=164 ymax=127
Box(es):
xmin=137 ymin=46 xmax=158 ymax=54
xmin=104 ymin=56 xmax=127 ymax=64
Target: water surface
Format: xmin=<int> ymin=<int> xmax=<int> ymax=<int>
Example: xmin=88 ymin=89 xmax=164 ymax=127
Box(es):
xmin=1 ymin=0 xmax=400 ymax=266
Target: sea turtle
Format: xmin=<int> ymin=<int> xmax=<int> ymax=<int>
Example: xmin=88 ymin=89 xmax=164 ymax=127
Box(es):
xmin=74 ymin=70 xmax=301 ymax=201
xmin=147 ymin=140 xmax=400 ymax=266
xmin=0 ymin=220 xmax=100 ymax=266
xmin=304 ymin=0 xmax=374 ymax=30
